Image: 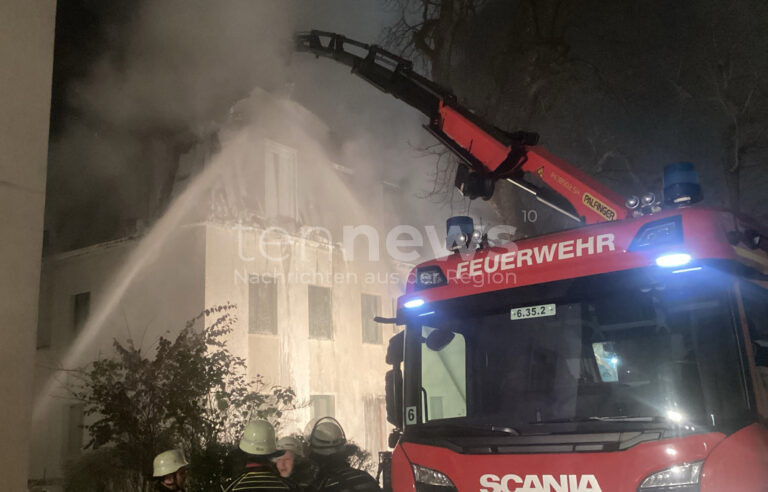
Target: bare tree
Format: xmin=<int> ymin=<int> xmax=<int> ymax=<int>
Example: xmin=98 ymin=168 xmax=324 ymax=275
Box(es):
xmin=690 ymin=1 xmax=768 ymax=214
xmin=382 ymin=0 xmax=768 ymax=230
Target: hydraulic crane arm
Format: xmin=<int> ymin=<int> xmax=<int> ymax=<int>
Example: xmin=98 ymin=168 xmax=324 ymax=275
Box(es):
xmin=295 ymin=30 xmax=628 ymax=224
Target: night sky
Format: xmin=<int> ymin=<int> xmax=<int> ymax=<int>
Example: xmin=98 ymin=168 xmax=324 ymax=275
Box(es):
xmin=46 ymin=1 xmax=768 ymax=251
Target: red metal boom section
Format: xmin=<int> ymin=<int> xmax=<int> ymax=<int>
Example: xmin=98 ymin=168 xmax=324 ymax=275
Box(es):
xmin=438 ymin=104 xmax=625 ymax=222
xmin=296 ymin=30 xmax=628 ymax=224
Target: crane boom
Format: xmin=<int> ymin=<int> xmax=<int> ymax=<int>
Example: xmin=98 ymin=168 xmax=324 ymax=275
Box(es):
xmin=295 ymin=30 xmax=628 ymax=224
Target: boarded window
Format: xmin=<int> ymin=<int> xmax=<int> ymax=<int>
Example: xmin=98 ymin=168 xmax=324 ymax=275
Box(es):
xmin=362 ymin=293 xmax=382 ymax=344
xmin=308 ymin=285 xmax=332 ymax=339
xmin=65 ymin=403 xmax=84 ymax=459
xmin=73 ymin=292 xmax=90 ymax=333
xmin=249 ymin=276 xmax=277 ymax=334
xmin=310 ymin=394 xmax=335 ymax=419
xmin=264 ymin=141 xmax=298 ymax=220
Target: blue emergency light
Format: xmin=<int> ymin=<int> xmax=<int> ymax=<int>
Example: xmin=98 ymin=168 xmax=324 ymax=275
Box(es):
xmin=663 ymin=162 xmax=702 ymax=206
xmin=446 ymin=216 xmax=474 ymax=252
xmin=404 ymin=298 xmax=425 ymax=309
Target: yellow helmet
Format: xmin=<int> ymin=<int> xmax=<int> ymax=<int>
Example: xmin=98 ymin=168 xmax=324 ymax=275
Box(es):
xmin=153 ymin=449 xmax=188 ymax=477
xmin=239 ymin=419 xmax=278 ymax=455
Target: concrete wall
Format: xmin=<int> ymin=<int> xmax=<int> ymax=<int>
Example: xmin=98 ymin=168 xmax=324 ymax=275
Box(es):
xmin=0 ymin=1 xmax=56 ymax=490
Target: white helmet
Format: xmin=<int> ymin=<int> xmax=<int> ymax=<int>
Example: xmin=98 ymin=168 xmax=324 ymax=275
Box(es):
xmin=306 ymin=417 xmax=346 ymax=455
xmin=153 ymin=449 xmax=188 ymax=477
xmin=240 ymin=419 xmax=279 ymax=455
xmin=276 ymin=435 xmax=305 ymax=458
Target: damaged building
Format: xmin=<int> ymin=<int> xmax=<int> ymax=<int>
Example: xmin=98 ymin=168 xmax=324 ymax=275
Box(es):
xmin=31 ymin=90 xmax=416 ymax=487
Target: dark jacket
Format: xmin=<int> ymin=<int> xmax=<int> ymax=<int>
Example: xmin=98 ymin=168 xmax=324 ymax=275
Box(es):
xmin=314 ymin=464 xmax=380 ymax=492
xmin=224 ymin=462 xmax=296 ymax=492
xmin=287 ymin=458 xmax=320 ymax=492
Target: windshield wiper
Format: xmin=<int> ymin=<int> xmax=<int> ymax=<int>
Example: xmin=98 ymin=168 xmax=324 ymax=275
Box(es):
xmin=532 ymin=416 xmax=667 ymax=424
xmin=422 ymin=422 xmax=520 ymax=436
xmin=470 ymin=424 xmax=521 ymax=436
xmin=586 ymin=416 xmax=658 ymax=422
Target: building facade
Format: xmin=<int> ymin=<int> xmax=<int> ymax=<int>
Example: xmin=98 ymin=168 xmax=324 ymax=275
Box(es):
xmin=31 ymin=92 xmax=414 ymax=487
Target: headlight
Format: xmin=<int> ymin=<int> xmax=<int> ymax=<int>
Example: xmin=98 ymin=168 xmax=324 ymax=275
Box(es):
xmin=412 ymin=464 xmax=457 ymax=492
xmin=638 ymin=461 xmax=703 ymax=491
xmin=655 ymin=252 xmax=692 ymax=268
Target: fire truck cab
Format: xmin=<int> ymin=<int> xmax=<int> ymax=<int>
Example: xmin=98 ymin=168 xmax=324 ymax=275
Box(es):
xmin=387 ymin=206 xmax=768 ymax=491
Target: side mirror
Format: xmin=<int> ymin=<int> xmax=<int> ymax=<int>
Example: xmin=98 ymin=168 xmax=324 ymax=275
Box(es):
xmin=426 ymin=329 xmax=455 ymax=351
xmin=385 ymin=368 xmax=403 ymax=428
xmin=386 ymin=332 xmax=404 ymax=365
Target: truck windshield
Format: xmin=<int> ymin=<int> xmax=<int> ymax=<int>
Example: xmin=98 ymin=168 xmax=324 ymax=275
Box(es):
xmin=410 ymin=267 xmax=751 ymax=433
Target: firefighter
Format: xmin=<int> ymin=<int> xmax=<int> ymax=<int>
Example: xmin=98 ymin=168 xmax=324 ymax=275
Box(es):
xmin=152 ymin=449 xmax=188 ymax=491
xmin=275 ymin=435 xmax=319 ymax=491
xmin=224 ymin=419 xmax=296 ymax=492
xmin=306 ymin=417 xmax=381 ymax=492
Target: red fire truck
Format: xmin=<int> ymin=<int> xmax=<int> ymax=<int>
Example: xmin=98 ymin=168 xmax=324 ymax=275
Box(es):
xmin=297 ymin=31 xmax=768 ymax=492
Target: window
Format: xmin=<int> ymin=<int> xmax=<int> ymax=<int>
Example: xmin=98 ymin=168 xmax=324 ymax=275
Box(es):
xmin=65 ymin=403 xmax=84 ymax=459
xmin=73 ymin=292 xmax=90 ymax=332
xmin=308 ymin=285 xmax=332 ymax=339
xmin=741 ymin=280 xmax=768 ymax=418
xmin=249 ymin=276 xmax=277 ymax=334
xmin=408 ymin=269 xmax=750 ymax=430
xmin=421 ymin=326 xmax=467 ymax=421
xmin=264 ymin=141 xmax=297 ymax=220
xmin=361 ymin=293 xmax=382 ymax=344
xmin=332 ymin=163 xmax=358 ymax=206
xmin=381 ymin=181 xmax=402 ymax=219
xmin=310 ymin=394 xmax=335 ymax=419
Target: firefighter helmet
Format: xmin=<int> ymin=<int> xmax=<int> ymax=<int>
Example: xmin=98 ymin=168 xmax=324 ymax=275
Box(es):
xmin=306 ymin=417 xmax=347 ymax=455
xmin=277 ymin=435 xmax=305 ymax=457
xmin=152 ymin=449 xmax=188 ymax=477
xmin=240 ymin=419 xmax=279 ymax=455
